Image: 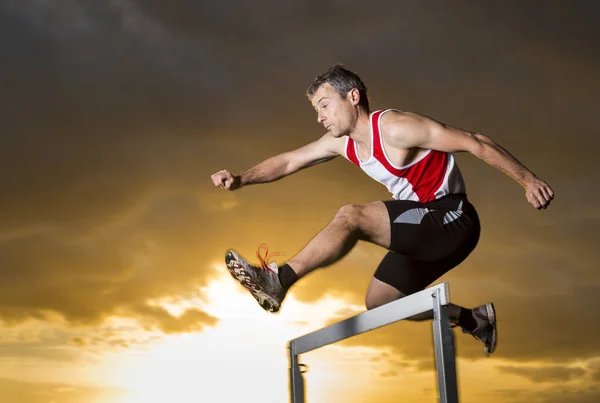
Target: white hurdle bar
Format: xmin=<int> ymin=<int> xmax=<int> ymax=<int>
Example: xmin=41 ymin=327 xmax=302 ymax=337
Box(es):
xmin=287 ymin=282 xmax=459 ymax=403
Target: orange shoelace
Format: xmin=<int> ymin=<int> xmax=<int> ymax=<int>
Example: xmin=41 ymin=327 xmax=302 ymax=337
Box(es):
xmin=256 ymin=243 xmax=284 ymax=271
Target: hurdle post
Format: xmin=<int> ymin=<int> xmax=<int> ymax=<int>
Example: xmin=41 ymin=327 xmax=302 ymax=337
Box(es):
xmin=288 ymin=340 xmax=305 ymax=403
xmin=287 ymin=282 xmax=459 ymax=403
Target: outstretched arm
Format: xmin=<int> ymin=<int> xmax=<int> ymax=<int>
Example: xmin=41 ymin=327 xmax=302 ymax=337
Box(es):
xmin=211 ymin=133 xmax=343 ymax=190
xmin=383 ymin=111 xmax=555 ymax=209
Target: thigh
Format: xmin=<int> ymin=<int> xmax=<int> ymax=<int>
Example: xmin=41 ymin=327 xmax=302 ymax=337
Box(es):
xmin=352 ymin=201 xmax=392 ymax=249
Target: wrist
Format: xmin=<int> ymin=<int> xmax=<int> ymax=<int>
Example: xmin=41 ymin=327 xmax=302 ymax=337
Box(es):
xmin=518 ymin=172 xmax=537 ymax=188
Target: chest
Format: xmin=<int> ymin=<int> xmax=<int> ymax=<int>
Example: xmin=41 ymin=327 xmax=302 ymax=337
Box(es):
xmin=355 ymin=137 xmax=428 ymax=167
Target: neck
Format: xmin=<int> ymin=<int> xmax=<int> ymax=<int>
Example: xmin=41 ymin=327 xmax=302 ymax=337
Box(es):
xmin=348 ymin=110 xmax=371 ymax=148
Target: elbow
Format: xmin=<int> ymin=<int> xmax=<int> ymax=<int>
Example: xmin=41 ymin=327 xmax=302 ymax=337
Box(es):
xmin=463 ymin=133 xmax=487 ymax=157
xmin=474 ymin=133 xmax=492 ymax=143
xmin=280 ymin=153 xmax=298 ymax=175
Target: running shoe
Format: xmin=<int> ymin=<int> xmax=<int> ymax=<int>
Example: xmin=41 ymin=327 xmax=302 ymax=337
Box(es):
xmin=463 ymin=302 xmax=497 ymax=356
xmin=225 ymin=244 xmax=287 ymax=313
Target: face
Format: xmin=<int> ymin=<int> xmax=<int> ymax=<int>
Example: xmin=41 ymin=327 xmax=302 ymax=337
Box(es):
xmin=310 ymin=83 xmax=358 ymax=138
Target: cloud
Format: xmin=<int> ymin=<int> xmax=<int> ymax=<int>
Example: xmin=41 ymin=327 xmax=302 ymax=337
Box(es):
xmin=589 ymin=360 xmax=600 ymax=382
xmin=0 ymin=377 xmax=124 ymax=403
xmin=0 ymin=318 xmax=170 ymax=372
xmin=380 ymin=370 xmax=398 ymax=378
xmin=497 ymin=364 xmax=586 ymax=383
xmin=0 ymin=189 xmax=227 ymax=331
xmin=131 ymin=304 xmax=218 ymax=334
xmin=0 ymin=0 xmax=598 ymax=379
xmin=67 ymin=336 xmax=86 ymax=347
xmin=494 ymin=384 xmax=600 ymax=403
xmin=67 ymin=333 xmax=162 ymax=350
xmin=0 ymin=325 xmax=73 ymax=361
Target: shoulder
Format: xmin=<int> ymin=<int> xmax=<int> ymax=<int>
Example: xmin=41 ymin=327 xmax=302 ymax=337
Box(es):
xmin=379 ymin=110 xmax=427 ymax=146
xmin=379 ymin=110 xmax=424 ymax=131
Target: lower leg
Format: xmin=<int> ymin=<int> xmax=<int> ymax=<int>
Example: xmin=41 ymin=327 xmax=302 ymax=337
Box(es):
xmin=365 ymin=279 xmax=476 ymax=329
xmin=406 ymin=303 xmax=479 ymax=332
xmin=405 ymin=303 xmax=461 ymax=322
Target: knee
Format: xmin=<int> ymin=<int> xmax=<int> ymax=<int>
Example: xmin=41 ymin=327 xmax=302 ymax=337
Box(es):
xmin=365 ymin=294 xmax=389 ymax=311
xmin=365 ymin=292 xmax=405 ymax=311
xmin=333 ymin=204 xmax=362 ymax=230
xmin=366 ymin=297 xmax=396 ymax=311
xmin=365 ymin=298 xmax=380 ymax=311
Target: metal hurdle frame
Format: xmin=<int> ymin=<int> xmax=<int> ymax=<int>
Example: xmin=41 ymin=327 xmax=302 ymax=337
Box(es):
xmin=287 ymin=282 xmax=459 ymax=403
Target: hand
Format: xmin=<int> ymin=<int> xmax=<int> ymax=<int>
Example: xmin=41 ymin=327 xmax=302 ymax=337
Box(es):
xmin=211 ymin=169 xmax=241 ymax=190
xmin=525 ymin=177 xmax=554 ymax=210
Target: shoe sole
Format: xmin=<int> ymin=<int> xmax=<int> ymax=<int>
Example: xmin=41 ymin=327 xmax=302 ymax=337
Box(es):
xmin=483 ymin=302 xmax=497 ymax=356
xmin=225 ymin=250 xmax=280 ymax=313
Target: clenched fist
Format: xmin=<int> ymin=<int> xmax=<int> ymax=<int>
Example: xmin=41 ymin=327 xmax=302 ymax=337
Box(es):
xmin=525 ymin=177 xmax=554 ymax=210
xmin=211 ymin=169 xmax=241 ymax=190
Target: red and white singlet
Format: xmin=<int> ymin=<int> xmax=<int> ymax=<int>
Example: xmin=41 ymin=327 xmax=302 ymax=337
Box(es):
xmin=344 ymin=109 xmax=466 ymax=202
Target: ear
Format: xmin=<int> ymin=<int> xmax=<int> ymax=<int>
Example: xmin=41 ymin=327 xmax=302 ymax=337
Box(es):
xmin=348 ymin=88 xmax=360 ymax=106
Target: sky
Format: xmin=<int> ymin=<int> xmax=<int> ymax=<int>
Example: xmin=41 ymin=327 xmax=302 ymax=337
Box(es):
xmin=1 ymin=0 xmax=599 ymax=402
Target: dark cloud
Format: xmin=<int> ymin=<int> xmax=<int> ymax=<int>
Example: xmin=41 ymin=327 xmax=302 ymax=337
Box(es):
xmin=0 ymin=0 xmax=598 ymax=378
xmin=0 ymin=189 xmax=227 ymax=329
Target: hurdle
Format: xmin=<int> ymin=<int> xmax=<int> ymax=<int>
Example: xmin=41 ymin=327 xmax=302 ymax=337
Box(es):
xmin=287 ymin=282 xmax=459 ymax=403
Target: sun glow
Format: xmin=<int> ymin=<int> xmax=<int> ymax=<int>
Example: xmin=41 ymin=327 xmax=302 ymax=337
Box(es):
xmin=98 ymin=264 xmax=374 ymax=403
xmin=0 ymin=263 xmax=461 ymax=403
xmin=2 ymin=263 xmax=564 ymax=403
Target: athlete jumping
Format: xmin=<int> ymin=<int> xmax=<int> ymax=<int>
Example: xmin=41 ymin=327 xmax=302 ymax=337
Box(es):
xmin=210 ymin=65 xmax=554 ymax=356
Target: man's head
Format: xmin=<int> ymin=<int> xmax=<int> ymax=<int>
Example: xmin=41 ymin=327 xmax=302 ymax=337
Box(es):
xmin=306 ymin=65 xmax=370 ymax=137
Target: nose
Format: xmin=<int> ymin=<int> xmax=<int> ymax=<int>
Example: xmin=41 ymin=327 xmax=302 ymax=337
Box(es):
xmin=317 ymin=111 xmax=326 ymax=124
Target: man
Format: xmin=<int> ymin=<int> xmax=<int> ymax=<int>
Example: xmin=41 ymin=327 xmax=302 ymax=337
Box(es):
xmin=210 ymin=65 xmax=554 ymax=356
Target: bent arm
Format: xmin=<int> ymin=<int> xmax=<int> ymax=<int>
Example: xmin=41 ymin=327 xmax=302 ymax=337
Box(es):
xmin=383 ymin=111 xmax=554 ymax=209
xmin=432 ymin=124 xmax=536 ymax=187
xmin=387 ymin=112 xmax=537 ymax=187
xmin=239 ymin=133 xmax=341 ymax=186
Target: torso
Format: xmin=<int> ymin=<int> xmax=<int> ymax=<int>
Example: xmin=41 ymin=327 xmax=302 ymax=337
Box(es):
xmin=343 ymin=109 xmax=466 ymax=202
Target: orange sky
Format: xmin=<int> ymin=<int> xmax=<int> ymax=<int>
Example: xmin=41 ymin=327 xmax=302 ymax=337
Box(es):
xmin=1 ymin=1 xmax=599 ymax=402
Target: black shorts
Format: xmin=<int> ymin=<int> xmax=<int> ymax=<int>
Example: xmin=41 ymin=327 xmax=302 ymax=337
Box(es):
xmin=374 ymin=193 xmax=480 ymax=295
